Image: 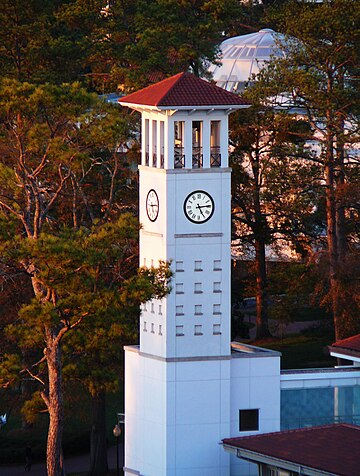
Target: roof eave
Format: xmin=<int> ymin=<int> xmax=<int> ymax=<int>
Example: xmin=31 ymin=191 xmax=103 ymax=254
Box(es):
xmin=222 ymin=445 xmax=335 ymax=476
xmin=119 ymin=102 xmax=249 ymax=112
xmin=328 ymin=346 xmax=360 ymax=362
xmin=118 ymin=102 xmax=162 ymax=112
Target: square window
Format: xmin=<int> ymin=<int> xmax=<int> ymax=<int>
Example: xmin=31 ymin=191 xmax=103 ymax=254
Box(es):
xmin=143 ymin=321 xmax=147 ymax=332
xmin=213 ymin=282 xmax=221 ymax=293
xmin=213 ymin=304 xmax=221 ymax=315
xmin=176 ymin=261 xmax=184 ymax=272
xmin=195 ymin=305 xmax=203 ymax=315
xmin=213 ymin=324 xmax=221 ymax=335
xmin=194 ymin=325 xmax=203 ymax=335
xmin=176 ymin=305 xmax=184 ymax=316
xmin=194 ymin=260 xmax=203 ymax=271
xmin=214 ymin=260 xmax=221 ymax=270
xmin=176 ymin=325 xmax=184 ymax=336
xmin=176 ymin=283 xmax=184 ymax=294
xmin=194 ymin=282 xmax=202 ymax=294
xmin=151 ymin=323 xmax=155 ymax=333
xmin=239 ymin=409 xmax=259 ymax=432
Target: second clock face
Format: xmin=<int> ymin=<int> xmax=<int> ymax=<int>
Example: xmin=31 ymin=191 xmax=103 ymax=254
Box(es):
xmin=184 ymin=190 xmax=214 ymax=224
xmin=146 ymin=189 xmax=159 ymax=222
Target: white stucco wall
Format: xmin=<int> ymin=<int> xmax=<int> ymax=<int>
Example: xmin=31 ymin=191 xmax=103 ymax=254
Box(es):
xmin=124 ymin=346 xmax=232 ymax=476
xmin=229 ymin=346 xmax=281 ymax=476
xmin=139 ymin=165 xmax=232 ymax=359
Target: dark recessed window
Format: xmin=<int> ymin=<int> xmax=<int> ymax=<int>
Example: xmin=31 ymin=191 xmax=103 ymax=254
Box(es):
xmin=239 ymin=409 xmax=259 ymax=432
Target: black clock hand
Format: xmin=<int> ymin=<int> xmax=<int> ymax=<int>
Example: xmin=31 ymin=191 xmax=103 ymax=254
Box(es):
xmin=196 ymin=204 xmax=206 ymax=218
xmin=197 ymin=204 xmax=211 ymax=208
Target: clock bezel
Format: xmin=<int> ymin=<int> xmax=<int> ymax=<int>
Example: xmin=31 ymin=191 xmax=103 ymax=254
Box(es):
xmin=146 ymin=189 xmax=159 ymax=222
xmin=183 ymin=190 xmax=215 ymax=224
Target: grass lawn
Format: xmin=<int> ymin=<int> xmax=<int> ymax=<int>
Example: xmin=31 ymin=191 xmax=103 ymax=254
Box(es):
xmin=290 ymin=307 xmax=331 ymax=322
xmin=252 ymin=326 xmax=336 ymax=369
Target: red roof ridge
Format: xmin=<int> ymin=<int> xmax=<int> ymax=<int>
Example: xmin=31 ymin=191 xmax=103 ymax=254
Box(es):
xmin=156 ymin=72 xmax=186 ymax=106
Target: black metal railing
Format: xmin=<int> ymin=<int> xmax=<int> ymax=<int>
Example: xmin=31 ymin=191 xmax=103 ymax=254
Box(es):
xmin=210 ymin=146 xmax=221 ymax=167
xmin=192 ymin=147 xmax=203 ymax=168
xmin=174 ymin=147 xmax=185 ymax=168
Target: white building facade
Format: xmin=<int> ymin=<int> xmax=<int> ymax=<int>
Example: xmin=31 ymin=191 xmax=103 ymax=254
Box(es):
xmin=120 ymin=73 xmax=281 ymax=476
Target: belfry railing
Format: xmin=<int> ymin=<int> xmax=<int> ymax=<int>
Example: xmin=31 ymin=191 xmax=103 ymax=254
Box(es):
xmin=192 ymin=147 xmax=203 ymax=168
xmin=210 ymin=146 xmax=221 ymax=167
xmin=174 ymin=147 xmax=185 ymax=168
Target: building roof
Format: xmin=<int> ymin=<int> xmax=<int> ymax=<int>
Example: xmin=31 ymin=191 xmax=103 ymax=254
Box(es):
xmin=222 ymin=424 xmax=360 ymax=476
xmin=118 ymin=72 xmax=248 ymax=109
xmin=328 ymin=333 xmax=360 ymax=361
xmin=331 ymin=334 xmax=360 ymax=353
xmin=208 ymin=28 xmax=287 ymax=93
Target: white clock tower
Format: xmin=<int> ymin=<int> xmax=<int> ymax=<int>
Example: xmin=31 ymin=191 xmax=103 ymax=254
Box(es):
xmin=120 ymin=72 xmax=248 ymax=476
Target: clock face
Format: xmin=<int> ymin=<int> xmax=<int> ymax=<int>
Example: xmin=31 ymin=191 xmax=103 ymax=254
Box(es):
xmin=146 ymin=189 xmax=159 ymax=222
xmin=184 ymin=190 xmax=214 ymax=224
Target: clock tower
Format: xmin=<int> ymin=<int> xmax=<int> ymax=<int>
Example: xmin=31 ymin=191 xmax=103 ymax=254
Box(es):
xmin=120 ymin=73 xmax=248 ymax=476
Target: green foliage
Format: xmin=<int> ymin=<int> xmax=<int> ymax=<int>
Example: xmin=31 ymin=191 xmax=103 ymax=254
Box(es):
xmin=0 ymin=354 xmax=22 ymax=385
xmin=109 ymin=0 xmax=243 ymax=89
xmin=0 ymin=212 xmax=171 ymax=408
xmin=0 ymin=79 xmax=139 ymax=237
xmin=21 ymin=391 xmax=47 ymax=424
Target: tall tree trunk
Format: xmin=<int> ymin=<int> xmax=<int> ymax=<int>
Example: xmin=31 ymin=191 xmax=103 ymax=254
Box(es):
xmin=255 ymin=238 xmax=270 ymax=339
xmin=89 ymin=391 xmax=108 ymax=476
xmin=335 ymin=118 xmax=347 ymax=261
xmin=45 ymin=337 xmax=65 ymax=476
xmin=253 ymin=156 xmax=271 ymax=339
xmin=324 ymin=129 xmax=342 ymax=340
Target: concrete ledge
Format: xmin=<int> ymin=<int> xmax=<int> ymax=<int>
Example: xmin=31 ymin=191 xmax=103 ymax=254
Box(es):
xmin=231 ymin=342 xmax=282 ymax=358
xmin=124 ymin=345 xmax=231 ymax=362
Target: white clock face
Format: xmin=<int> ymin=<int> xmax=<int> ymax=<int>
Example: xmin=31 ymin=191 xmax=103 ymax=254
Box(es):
xmin=184 ymin=190 xmax=214 ymax=224
xmin=146 ymin=189 xmax=159 ymax=222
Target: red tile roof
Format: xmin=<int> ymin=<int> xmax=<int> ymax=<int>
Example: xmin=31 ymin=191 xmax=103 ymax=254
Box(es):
xmin=119 ymin=72 xmax=248 ymax=108
xmin=223 ymin=424 xmax=360 ymax=476
xmin=330 ymin=333 xmax=360 ymax=353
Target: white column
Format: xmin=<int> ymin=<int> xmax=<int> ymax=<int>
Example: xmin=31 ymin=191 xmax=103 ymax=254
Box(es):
xmin=141 ymin=116 xmax=147 ymax=166
xmin=184 ymin=118 xmax=192 ymax=169
xmin=220 ymin=117 xmax=229 ymax=167
xmin=202 ymin=118 xmax=210 ymax=168
xmin=156 ymin=119 xmax=162 ymax=168
xmin=149 ymin=119 xmax=154 ymax=167
xmin=164 ymin=116 xmax=171 ymax=169
xmin=160 ymin=121 xmax=165 ymax=168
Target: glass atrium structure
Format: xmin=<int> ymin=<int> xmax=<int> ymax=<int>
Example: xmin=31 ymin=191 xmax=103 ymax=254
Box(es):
xmin=209 ymin=28 xmax=286 ymax=93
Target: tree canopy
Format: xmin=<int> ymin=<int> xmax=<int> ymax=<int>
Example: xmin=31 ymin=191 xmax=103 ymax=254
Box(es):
xmin=249 ymin=0 xmax=360 ymax=339
xmin=0 ymin=80 xmax=170 ymax=476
